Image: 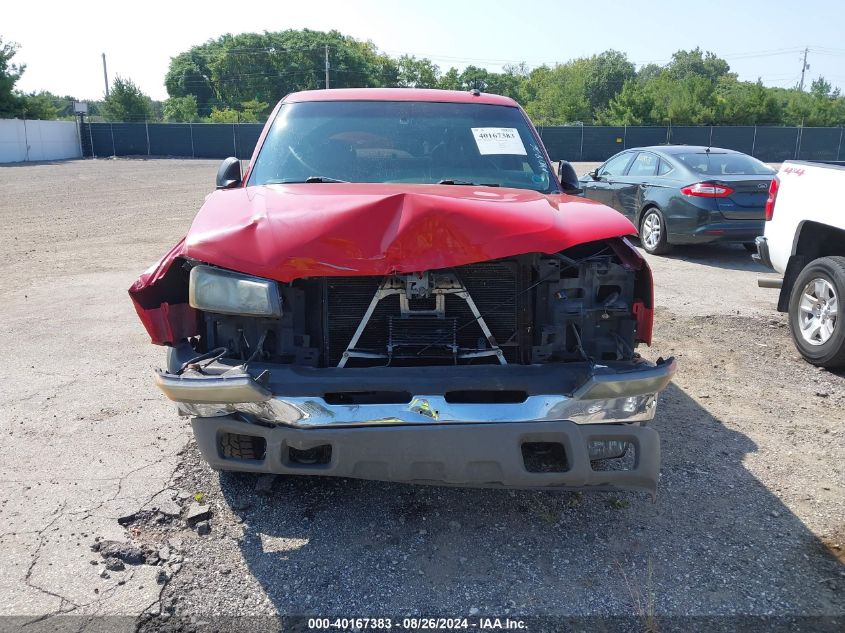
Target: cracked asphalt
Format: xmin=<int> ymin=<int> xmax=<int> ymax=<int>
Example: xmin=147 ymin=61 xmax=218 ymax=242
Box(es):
xmin=0 ymin=159 xmax=842 ymax=632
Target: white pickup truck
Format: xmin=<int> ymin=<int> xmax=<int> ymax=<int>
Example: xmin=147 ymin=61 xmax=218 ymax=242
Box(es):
xmin=755 ymin=160 xmax=845 ymax=368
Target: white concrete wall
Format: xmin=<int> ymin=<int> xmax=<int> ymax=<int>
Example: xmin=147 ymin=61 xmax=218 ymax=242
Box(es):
xmin=0 ymin=119 xmax=82 ymax=163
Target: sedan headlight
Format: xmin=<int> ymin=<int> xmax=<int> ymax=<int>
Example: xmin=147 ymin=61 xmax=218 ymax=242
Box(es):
xmin=189 ymin=265 xmax=281 ymax=317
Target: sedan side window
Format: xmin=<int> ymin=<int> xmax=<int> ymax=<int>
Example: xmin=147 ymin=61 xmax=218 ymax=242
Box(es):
xmin=598 ymin=153 xmax=633 ymax=177
xmin=627 ymin=152 xmax=658 ymax=177
xmin=657 ymin=159 xmax=674 ymax=176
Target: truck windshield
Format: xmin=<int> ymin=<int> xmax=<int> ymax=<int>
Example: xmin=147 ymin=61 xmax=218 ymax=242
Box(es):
xmin=248 ymin=101 xmax=554 ymax=192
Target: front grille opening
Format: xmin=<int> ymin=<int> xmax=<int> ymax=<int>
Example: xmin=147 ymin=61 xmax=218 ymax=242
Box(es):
xmin=218 ymin=433 xmax=267 ymax=461
xmin=323 ymin=391 xmax=412 ymax=405
xmin=521 ymin=442 xmax=569 ymax=473
xmin=445 ymin=390 xmax=528 ymax=404
xmin=589 ymin=440 xmax=635 ymax=470
xmin=288 ymin=444 xmax=332 ymax=466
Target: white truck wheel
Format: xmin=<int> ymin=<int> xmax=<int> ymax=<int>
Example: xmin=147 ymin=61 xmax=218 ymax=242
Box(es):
xmin=788 ymin=256 xmax=845 ymax=368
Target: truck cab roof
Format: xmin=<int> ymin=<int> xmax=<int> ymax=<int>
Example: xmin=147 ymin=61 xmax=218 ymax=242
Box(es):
xmin=282 ymin=88 xmax=519 ymax=107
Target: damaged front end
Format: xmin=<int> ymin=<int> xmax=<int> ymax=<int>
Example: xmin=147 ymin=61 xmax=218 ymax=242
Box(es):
xmin=132 ymin=234 xmax=674 ymax=493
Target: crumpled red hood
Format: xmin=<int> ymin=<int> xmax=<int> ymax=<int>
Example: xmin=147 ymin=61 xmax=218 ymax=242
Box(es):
xmin=129 ymin=183 xmax=641 ymax=345
xmin=181 ymin=183 xmax=636 ymax=281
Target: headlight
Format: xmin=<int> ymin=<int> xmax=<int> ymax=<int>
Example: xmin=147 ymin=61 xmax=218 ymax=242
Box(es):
xmin=189 ymin=265 xmax=281 ymax=317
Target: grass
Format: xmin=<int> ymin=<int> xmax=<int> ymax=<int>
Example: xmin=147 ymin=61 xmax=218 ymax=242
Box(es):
xmin=607 ymin=495 xmax=631 ymax=509
xmin=616 ymin=557 xmax=658 ymax=633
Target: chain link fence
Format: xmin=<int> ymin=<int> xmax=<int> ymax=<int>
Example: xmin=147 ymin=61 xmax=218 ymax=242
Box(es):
xmin=81 ymin=121 xmax=845 ymax=164
xmin=536 ymin=125 xmax=845 ymax=162
xmin=81 ymin=122 xmax=263 ymax=159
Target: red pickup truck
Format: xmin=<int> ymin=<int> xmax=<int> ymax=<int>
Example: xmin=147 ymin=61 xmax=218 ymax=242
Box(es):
xmin=130 ymin=88 xmax=675 ymax=493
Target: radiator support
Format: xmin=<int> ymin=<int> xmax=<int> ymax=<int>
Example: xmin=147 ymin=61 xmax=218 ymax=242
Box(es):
xmin=337 ymin=272 xmax=507 ymax=367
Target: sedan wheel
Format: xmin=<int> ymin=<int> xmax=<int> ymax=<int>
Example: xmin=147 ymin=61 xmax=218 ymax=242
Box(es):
xmin=640 ymin=209 xmax=670 ymax=254
xmin=788 ymin=256 xmax=845 ymax=368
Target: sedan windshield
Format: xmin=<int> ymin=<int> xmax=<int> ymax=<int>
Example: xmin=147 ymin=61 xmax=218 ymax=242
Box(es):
xmin=673 ymin=152 xmax=775 ymax=176
xmin=248 ymin=101 xmax=554 ymax=192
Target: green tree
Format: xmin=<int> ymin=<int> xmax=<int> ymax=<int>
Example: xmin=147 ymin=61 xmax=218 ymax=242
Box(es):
xmin=456 ymin=65 xmax=492 ymax=91
xmin=397 ymin=55 xmax=440 ymax=88
xmin=149 ymin=99 xmax=164 ymax=121
xmin=165 ymin=30 xmax=403 ymax=117
xmin=666 ymin=48 xmax=733 ymax=83
xmin=438 ymin=67 xmax=462 ymax=90
xmin=602 ymin=73 xmax=719 ymax=125
xmin=0 ymin=36 xmax=24 ymax=116
xmin=31 ymin=91 xmax=80 ymax=118
xmin=240 ymin=98 xmax=269 ymax=120
xmin=715 ymin=78 xmax=782 ymax=125
xmin=475 ymin=64 xmax=525 ymax=100
xmin=205 ymin=100 xmax=268 ymax=123
xmin=781 ymin=77 xmax=845 ymax=126
xmin=636 ymin=63 xmax=662 ymax=84
xmin=161 ymin=32 xmax=845 ymax=127
xmin=520 ymin=53 xmax=634 ymax=124
xmin=601 ymin=48 xmax=730 ymax=125
xmin=662 ymin=75 xmax=718 ymax=124
xmin=163 ymin=95 xmax=198 ymax=122
xmin=599 ymin=78 xmax=657 ymax=125
xmin=810 ymin=76 xmax=838 ymax=99
xmin=19 ymin=92 xmax=58 ymax=119
xmin=583 ymin=50 xmax=635 ymax=115
xmin=207 ymin=107 xmax=240 ymax=123
xmin=165 ymin=52 xmax=218 ymax=116
xmin=102 ymin=76 xmax=153 ymax=121
xmin=496 ymin=63 xmax=531 ymax=101
xmin=522 ymin=62 xmax=591 ymax=125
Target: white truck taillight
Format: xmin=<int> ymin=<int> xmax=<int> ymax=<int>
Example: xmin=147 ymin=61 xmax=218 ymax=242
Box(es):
xmin=680 ymin=182 xmax=735 ymax=198
xmin=764 ymin=177 xmax=779 ymax=221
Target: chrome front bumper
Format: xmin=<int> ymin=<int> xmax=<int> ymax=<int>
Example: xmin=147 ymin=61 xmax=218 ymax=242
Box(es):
xmin=157 ymin=354 xmax=675 ymax=492
xmin=155 ymin=357 xmax=676 ymax=429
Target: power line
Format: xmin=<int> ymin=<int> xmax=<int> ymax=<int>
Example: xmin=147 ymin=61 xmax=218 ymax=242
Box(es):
xmin=96 ymin=42 xmax=845 ymax=110
xmin=175 ymin=44 xmax=334 ymax=58
xmin=156 ymin=42 xmax=830 ymax=84
xmin=167 ymin=42 xmax=814 ymax=75
xmin=808 ymin=45 xmax=845 ymax=55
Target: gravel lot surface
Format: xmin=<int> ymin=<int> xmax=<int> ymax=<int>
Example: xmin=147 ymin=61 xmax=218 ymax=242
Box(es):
xmin=0 ymin=159 xmax=842 ymax=632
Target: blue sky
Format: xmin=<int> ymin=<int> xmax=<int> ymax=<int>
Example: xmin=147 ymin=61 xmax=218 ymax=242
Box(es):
xmin=6 ymin=0 xmax=845 ymax=100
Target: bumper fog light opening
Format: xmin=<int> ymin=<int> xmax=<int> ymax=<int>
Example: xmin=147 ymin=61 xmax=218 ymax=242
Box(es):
xmin=521 ymin=442 xmax=570 ymax=473
xmin=286 ymin=444 xmax=333 ymax=468
xmin=218 ymin=433 xmax=267 ymax=461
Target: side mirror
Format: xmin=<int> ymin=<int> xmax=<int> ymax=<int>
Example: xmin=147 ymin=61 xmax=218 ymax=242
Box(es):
xmin=557 ymin=160 xmax=583 ymax=195
xmin=216 ymin=157 xmax=242 ymax=189
xmin=589 ymin=168 xmax=600 ymax=180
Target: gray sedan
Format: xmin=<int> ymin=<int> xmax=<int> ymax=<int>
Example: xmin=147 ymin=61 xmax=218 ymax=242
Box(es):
xmin=579 ymin=145 xmax=775 ymax=255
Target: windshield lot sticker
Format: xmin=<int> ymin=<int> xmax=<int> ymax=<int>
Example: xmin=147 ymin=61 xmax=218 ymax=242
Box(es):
xmin=471 ymin=128 xmax=527 ymax=155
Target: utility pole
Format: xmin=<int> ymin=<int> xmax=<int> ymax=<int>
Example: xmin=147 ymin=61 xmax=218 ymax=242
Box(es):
xmin=798 ymin=47 xmax=809 ymax=91
xmin=102 ymin=53 xmax=110 ymax=97
xmin=324 ymin=45 xmax=330 ymax=89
